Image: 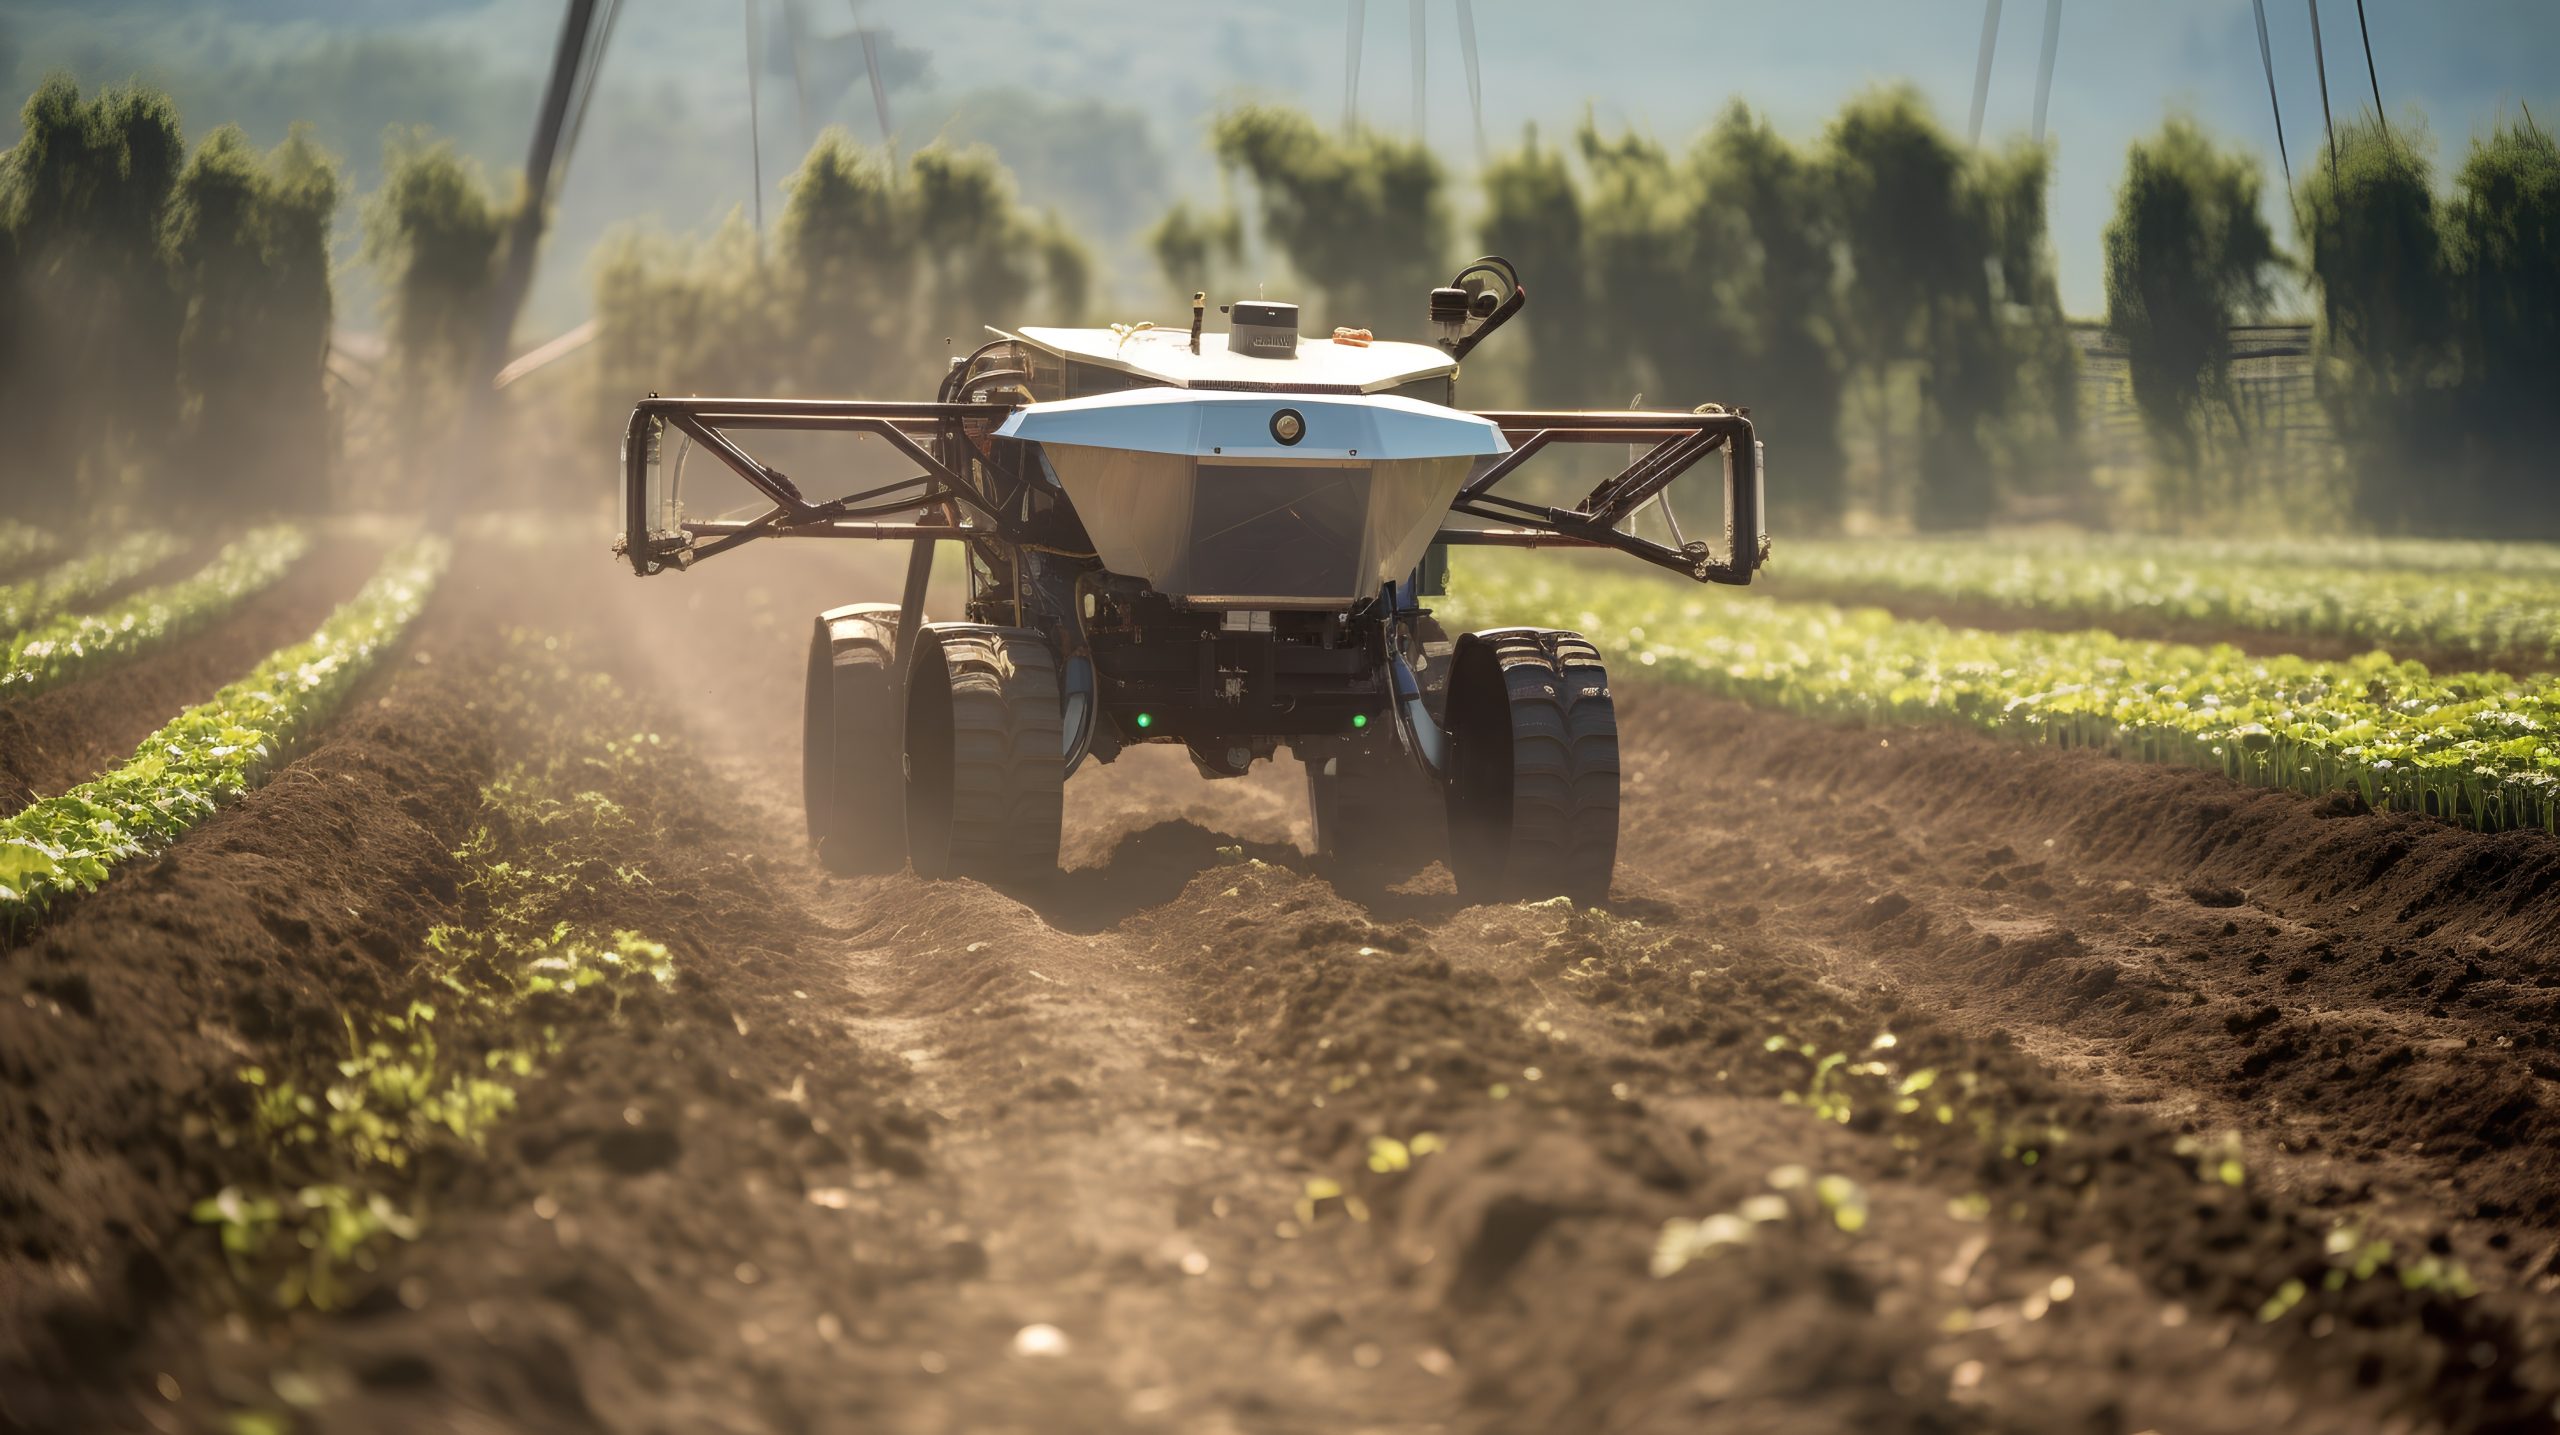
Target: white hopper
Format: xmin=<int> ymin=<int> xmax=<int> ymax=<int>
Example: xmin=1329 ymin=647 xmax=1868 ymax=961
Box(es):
xmin=997 ymin=389 xmax=1509 ymax=608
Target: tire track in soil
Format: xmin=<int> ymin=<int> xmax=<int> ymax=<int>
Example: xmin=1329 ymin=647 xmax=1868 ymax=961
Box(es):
xmin=12 ymin=532 xmax=2554 ymax=1431
xmin=0 ymin=535 xmax=386 ymax=810
xmin=565 ymin=539 xmax=2519 ymax=1432
xmin=1610 ymin=688 xmax=2560 ymax=1399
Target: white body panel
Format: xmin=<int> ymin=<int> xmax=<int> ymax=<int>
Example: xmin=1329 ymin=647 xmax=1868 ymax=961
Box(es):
xmin=1010 ymin=325 xmax=1456 ymax=393
xmin=996 ymin=389 xmax=1507 ymax=608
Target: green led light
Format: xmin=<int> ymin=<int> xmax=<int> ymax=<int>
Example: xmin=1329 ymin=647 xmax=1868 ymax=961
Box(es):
xmin=1135 ymin=712 xmax=1153 ymax=729
xmin=1352 ymin=713 xmax=1369 ymax=729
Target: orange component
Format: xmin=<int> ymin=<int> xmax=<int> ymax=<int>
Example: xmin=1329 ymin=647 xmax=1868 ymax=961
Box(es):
xmin=1331 ymin=326 xmax=1373 ymax=347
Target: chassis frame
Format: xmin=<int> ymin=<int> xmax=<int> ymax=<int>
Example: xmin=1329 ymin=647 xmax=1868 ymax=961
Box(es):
xmin=616 ymin=396 xmax=1767 ymax=594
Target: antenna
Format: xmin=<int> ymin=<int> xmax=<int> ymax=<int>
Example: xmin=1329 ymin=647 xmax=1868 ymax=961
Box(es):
xmin=2307 ymin=0 xmax=2339 ymax=181
xmin=1968 ymin=0 xmax=2004 ymax=146
xmin=2030 ymin=0 xmax=2061 ymax=145
xmin=2251 ymin=0 xmax=2295 ymax=191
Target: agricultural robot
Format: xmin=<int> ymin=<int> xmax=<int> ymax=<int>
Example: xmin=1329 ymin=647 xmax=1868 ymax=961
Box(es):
xmin=617 ymin=259 xmax=1767 ymax=900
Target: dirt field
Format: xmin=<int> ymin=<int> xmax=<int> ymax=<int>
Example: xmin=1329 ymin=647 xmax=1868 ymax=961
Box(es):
xmin=5 ymin=534 xmax=2558 ymax=1434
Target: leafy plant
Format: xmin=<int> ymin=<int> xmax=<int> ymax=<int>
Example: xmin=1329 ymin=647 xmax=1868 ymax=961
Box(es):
xmin=1765 ymin=531 xmax=2560 ymax=666
xmin=0 ymin=535 xmax=446 ymax=924
xmin=2 ymin=524 xmax=308 ymax=696
xmin=0 ymin=528 xmax=186 ymax=635
xmin=1450 ymin=551 xmax=2560 ymax=834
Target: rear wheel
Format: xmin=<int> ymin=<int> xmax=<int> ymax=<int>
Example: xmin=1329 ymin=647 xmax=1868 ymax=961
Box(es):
xmin=804 ymin=603 xmax=904 ymax=875
xmin=1444 ymin=628 xmax=1619 ymax=904
xmin=905 ymin=625 xmax=1064 ymax=883
xmin=1303 ymin=738 xmax=1445 ymax=891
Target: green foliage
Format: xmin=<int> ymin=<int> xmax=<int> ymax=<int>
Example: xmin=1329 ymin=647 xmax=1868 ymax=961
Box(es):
xmin=2 ymin=525 xmax=309 ymax=697
xmin=1147 ymin=198 xmax=1244 ymax=302
xmin=1823 ymin=87 xmax=2075 ymax=529
xmin=0 ymin=75 xmax=188 ymax=517
xmin=1207 ymin=105 xmax=1451 ymax=331
xmin=194 ymin=640 xmax=682 ymax=1310
xmin=1449 ymin=550 xmax=2560 ymax=835
xmin=0 ymin=536 xmax=446 ymax=925
xmin=2442 ymin=120 xmax=2560 ymax=522
xmin=590 ymin=130 xmax=1088 ymax=439
xmin=1766 ymin=532 xmax=2560 ymax=665
xmin=1477 ymin=129 xmax=1594 ymax=406
xmin=0 ymin=529 xmax=185 ymax=635
xmin=1693 ymin=105 xmax=1850 ymax=524
xmin=2104 ymin=118 xmax=2283 ymax=502
xmin=166 ymin=124 xmax=343 ymax=511
xmin=0 ymin=521 xmax=60 ymax=574
xmin=0 ymin=77 xmax=340 ymax=517
xmin=359 ymin=134 xmax=507 ymax=497
xmin=2297 ymin=118 xmax=2453 ymax=531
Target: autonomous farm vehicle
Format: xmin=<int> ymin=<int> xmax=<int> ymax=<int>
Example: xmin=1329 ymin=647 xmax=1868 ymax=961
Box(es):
xmin=617 ymin=259 xmax=1766 ymax=901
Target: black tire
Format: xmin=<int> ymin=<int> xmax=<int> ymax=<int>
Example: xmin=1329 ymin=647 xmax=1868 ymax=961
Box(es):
xmin=1303 ymin=738 xmax=1445 ymax=890
xmin=905 ymin=625 xmax=1064 ymax=883
xmin=804 ymin=603 xmax=905 ymax=875
xmin=1444 ymin=628 xmax=1619 ymax=904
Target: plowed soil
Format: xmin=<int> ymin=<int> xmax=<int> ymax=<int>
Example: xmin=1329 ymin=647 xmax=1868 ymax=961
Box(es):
xmin=4 ymin=536 xmax=2556 ymax=1435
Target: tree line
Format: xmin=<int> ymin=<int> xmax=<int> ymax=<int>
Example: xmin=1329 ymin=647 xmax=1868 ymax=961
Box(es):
xmin=4 ymin=72 xmax=2552 ymax=535
xmin=2104 ymin=111 xmax=2557 ymax=535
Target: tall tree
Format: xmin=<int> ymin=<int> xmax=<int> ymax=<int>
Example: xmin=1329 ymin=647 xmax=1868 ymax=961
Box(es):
xmin=2295 ymin=117 xmax=2450 ymax=531
xmin=1688 ymin=103 xmax=1847 ymax=527
xmin=1477 ymin=128 xmax=1595 ymax=406
xmin=0 ymin=77 xmax=187 ymax=518
xmin=1208 ymin=106 xmax=1450 ymax=334
xmin=165 ymin=125 xmax=342 ymax=511
xmin=2103 ymin=117 xmax=2282 ymax=509
xmin=2441 ymin=119 xmax=2560 ymax=524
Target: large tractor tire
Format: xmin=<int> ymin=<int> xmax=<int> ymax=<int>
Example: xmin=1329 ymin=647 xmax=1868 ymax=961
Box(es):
xmin=1303 ymin=738 xmax=1446 ymax=891
xmin=1443 ymin=627 xmax=1620 ymax=904
xmin=804 ymin=603 xmax=905 ymax=875
xmin=904 ymin=625 xmax=1064 ymax=883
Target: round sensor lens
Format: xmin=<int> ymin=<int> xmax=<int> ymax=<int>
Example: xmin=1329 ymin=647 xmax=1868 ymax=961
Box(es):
xmin=1270 ymin=409 xmax=1306 ymax=445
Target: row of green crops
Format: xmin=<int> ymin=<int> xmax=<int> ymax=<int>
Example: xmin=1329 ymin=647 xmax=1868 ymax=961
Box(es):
xmin=1765 ymin=534 xmax=2560 ymax=666
xmin=0 ymin=535 xmax=448 ymax=925
xmin=0 ymin=524 xmax=310 ymax=698
xmin=0 ymin=519 xmax=59 ymax=574
xmin=1445 ymin=553 xmax=2560 ymax=834
xmin=0 ymin=529 xmax=188 ymax=635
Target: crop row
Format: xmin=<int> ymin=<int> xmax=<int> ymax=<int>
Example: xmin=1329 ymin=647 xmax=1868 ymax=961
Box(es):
xmin=0 ymin=519 xmax=59 ymax=573
xmin=0 ymin=529 xmax=188 ymax=635
xmin=1446 ymin=554 xmax=2560 ymax=834
xmin=1767 ymin=534 xmax=2560 ymax=666
xmin=0 ymin=536 xmax=449 ymax=925
xmin=0 ymin=525 xmax=310 ymax=699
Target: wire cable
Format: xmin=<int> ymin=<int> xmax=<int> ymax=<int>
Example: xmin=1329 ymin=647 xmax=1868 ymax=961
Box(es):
xmin=1456 ymin=0 xmax=1486 ymax=158
xmin=2030 ymin=0 xmax=2061 ymax=145
xmin=2308 ymin=0 xmax=2339 ymax=181
xmin=1344 ymin=0 xmax=1366 ymax=133
xmin=2353 ymin=0 xmax=2386 ymax=137
xmin=1968 ymin=0 xmax=2004 ymax=146
xmin=2251 ymin=0 xmax=2295 ymax=190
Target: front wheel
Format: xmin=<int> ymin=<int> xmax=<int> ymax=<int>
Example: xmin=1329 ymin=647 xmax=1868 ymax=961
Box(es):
xmin=1443 ymin=628 xmax=1619 ymax=904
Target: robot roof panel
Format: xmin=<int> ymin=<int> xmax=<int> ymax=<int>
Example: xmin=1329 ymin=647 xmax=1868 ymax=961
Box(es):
xmin=994 ymin=387 xmax=1507 ymax=463
xmin=1009 ymin=325 xmax=1458 ymax=393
